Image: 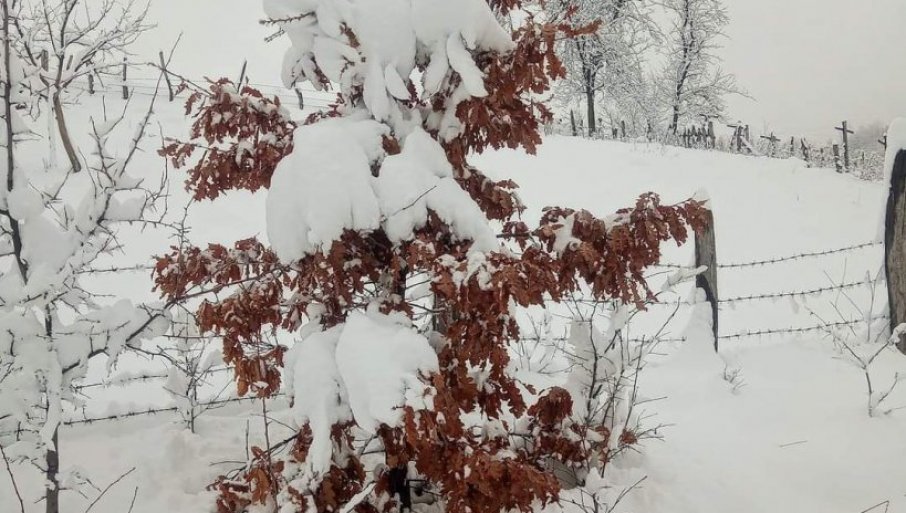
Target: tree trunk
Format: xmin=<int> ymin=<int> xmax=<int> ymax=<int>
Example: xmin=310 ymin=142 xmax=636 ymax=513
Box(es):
xmin=585 ymin=85 xmax=596 ymax=136
xmin=45 ymin=427 xmax=59 ymax=513
xmin=53 ymin=93 xmax=81 ymax=173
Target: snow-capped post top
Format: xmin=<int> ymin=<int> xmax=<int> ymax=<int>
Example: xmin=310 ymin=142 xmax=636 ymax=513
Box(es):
xmin=692 ymin=188 xmax=711 ymax=209
xmin=884 ymin=118 xmax=906 ymax=186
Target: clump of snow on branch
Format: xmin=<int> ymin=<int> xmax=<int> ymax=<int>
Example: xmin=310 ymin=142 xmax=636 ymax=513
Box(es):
xmin=263 ymin=0 xmax=513 ymax=262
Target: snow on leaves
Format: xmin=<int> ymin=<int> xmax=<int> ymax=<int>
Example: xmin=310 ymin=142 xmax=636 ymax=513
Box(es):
xmin=160 ymin=80 xmax=296 ymax=201
xmin=154 ymin=1 xmax=708 ymax=513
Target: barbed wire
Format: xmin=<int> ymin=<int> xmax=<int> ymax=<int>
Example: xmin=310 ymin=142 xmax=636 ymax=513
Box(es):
xmin=63 ymin=394 xmax=283 ymax=427
xmin=716 ymin=241 xmax=882 ymax=269
xmin=717 ymin=315 xmax=889 ymax=341
xmin=654 ymin=240 xmax=882 ymax=271
xmin=73 ymin=366 xmax=232 ymax=391
xmin=717 ymin=279 xmax=875 ymax=305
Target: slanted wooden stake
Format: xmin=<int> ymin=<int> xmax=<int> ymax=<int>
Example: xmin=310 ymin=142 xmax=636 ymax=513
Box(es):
xmin=835 ymin=120 xmax=854 ymax=171
xmin=159 ymin=51 xmax=174 ymax=102
xmin=885 ymin=148 xmax=906 ymax=352
xmin=695 ymin=203 xmax=719 ymax=351
xmin=237 ymin=60 xmax=248 ymax=86
xmin=295 ymin=88 xmax=304 ymax=110
xmin=727 ymin=122 xmax=742 ymax=152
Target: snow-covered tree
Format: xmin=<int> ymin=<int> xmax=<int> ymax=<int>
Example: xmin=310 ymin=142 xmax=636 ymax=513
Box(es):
xmin=657 ymin=0 xmax=738 ymax=133
xmin=0 ymin=1 xmax=166 ymax=511
xmin=156 ymin=1 xmax=708 ymax=512
xmin=547 ymin=0 xmax=659 ymax=135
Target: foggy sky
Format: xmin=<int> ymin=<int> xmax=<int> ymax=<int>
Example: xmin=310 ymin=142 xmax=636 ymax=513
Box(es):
xmin=722 ymin=0 xmax=906 ymax=142
xmin=138 ymin=0 xmax=906 ymax=143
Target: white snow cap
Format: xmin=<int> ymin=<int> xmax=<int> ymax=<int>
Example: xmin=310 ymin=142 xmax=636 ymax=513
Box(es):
xmin=336 ymin=310 xmax=438 ymax=432
xmin=264 ymin=0 xmax=513 ymax=128
xmin=883 ymin=118 xmax=906 ymax=185
xmin=285 ymin=309 xmax=438 ymax=472
xmin=266 ymin=123 xmax=499 ymax=262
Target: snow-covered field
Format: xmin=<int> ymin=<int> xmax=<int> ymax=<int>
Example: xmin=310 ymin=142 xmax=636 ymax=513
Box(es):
xmin=3 ymin=83 xmax=905 ymax=512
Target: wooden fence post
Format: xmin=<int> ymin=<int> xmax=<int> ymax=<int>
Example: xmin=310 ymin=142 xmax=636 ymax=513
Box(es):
xmin=570 ymin=110 xmax=577 ymax=137
xmin=832 ymin=144 xmax=843 ymax=172
xmin=88 ymin=73 xmax=95 ymax=95
xmin=695 ymin=203 xmax=719 ymax=351
xmin=835 ymin=120 xmax=854 ymax=171
xmin=885 ymin=147 xmax=906 ymax=352
xmin=237 ymin=60 xmax=248 ymax=86
xmin=295 ymin=88 xmax=304 ymax=110
xmin=121 ymin=58 xmax=129 ymax=100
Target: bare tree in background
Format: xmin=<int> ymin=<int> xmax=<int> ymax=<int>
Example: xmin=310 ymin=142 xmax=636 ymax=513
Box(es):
xmin=548 ymin=0 xmax=659 ymax=136
xmin=657 ymin=0 xmax=738 ymax=134
xmin=9 ymin=0 xmax=151 ymax=172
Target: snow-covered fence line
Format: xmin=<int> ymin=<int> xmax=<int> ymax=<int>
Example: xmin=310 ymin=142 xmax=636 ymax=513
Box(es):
xmin=551 ymin=117 xmax=886 ymax=180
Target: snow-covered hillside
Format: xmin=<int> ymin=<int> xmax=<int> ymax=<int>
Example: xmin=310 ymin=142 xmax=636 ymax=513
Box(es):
xmin=3 ymin=87 xmax=904 ymax=513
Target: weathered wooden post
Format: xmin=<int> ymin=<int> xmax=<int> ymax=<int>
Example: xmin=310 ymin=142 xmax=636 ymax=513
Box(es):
xmin=121 ymin=58 xmax=129 ymax=100
xmin=694 ymin=194 xmax=719 ymax=351
xmin=835 ymin=120 xmax=854 ymax=171
xmin=237 ymin=60 xmax=248 ymax=86
xmin=760 ymin=132 xmax=780 ymax=157
xmin=570 ymin=110 xmax=577 ymax=137
xmin=295 ymin=88 xmax=305 ymax=110
xmin=87 ymin=73 xmax=95 ymax=95
xmin=832 ymin=144 xmax=843 ymax=172
xmin=159 ymin=51 xmax=174 ymax=102
xmin=620 ymin=119 xmax=626 ymax=139
xmin=707 ymin=121 xmax=715 ymax=148
xmin=884 ymin=121 xmax=906 ymax=351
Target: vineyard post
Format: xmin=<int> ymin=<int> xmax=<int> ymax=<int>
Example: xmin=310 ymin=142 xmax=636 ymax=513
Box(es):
xmin=695 ymin=200 xmax=719 ymax=351
xmin=835 ymin=120 xmax=854 ymax=171
xmin=833 ymin=144 xmax=843 ymax=172
xmin=121 ymin=58 xmax=129 ymax=100
xmin=158 ymin=51 xmax=174 ymax=102
xmin=884 ymin=146 xmax=906 ymax=352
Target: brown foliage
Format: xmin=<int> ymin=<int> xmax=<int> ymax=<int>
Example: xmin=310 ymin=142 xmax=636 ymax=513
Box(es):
xmin=159 ymin=80 xmax=296 ymax=200
xmin=155 ymin=4 xmax=707 ymax=513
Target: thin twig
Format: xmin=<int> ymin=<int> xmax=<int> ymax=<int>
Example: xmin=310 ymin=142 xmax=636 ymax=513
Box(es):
xmin=0 ymin=442 xmax=25 ymax=513
xmin=84 ymin=466 xmax=136 ymax=513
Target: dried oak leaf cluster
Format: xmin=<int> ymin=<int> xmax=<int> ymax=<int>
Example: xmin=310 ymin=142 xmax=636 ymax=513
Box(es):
xmin=154 ymin=5 xmax=707 ymax=513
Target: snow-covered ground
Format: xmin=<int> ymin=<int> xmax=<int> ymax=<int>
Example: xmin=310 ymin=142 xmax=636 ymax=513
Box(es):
xmin=2 ymin=86 xmax=905 ymax=512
